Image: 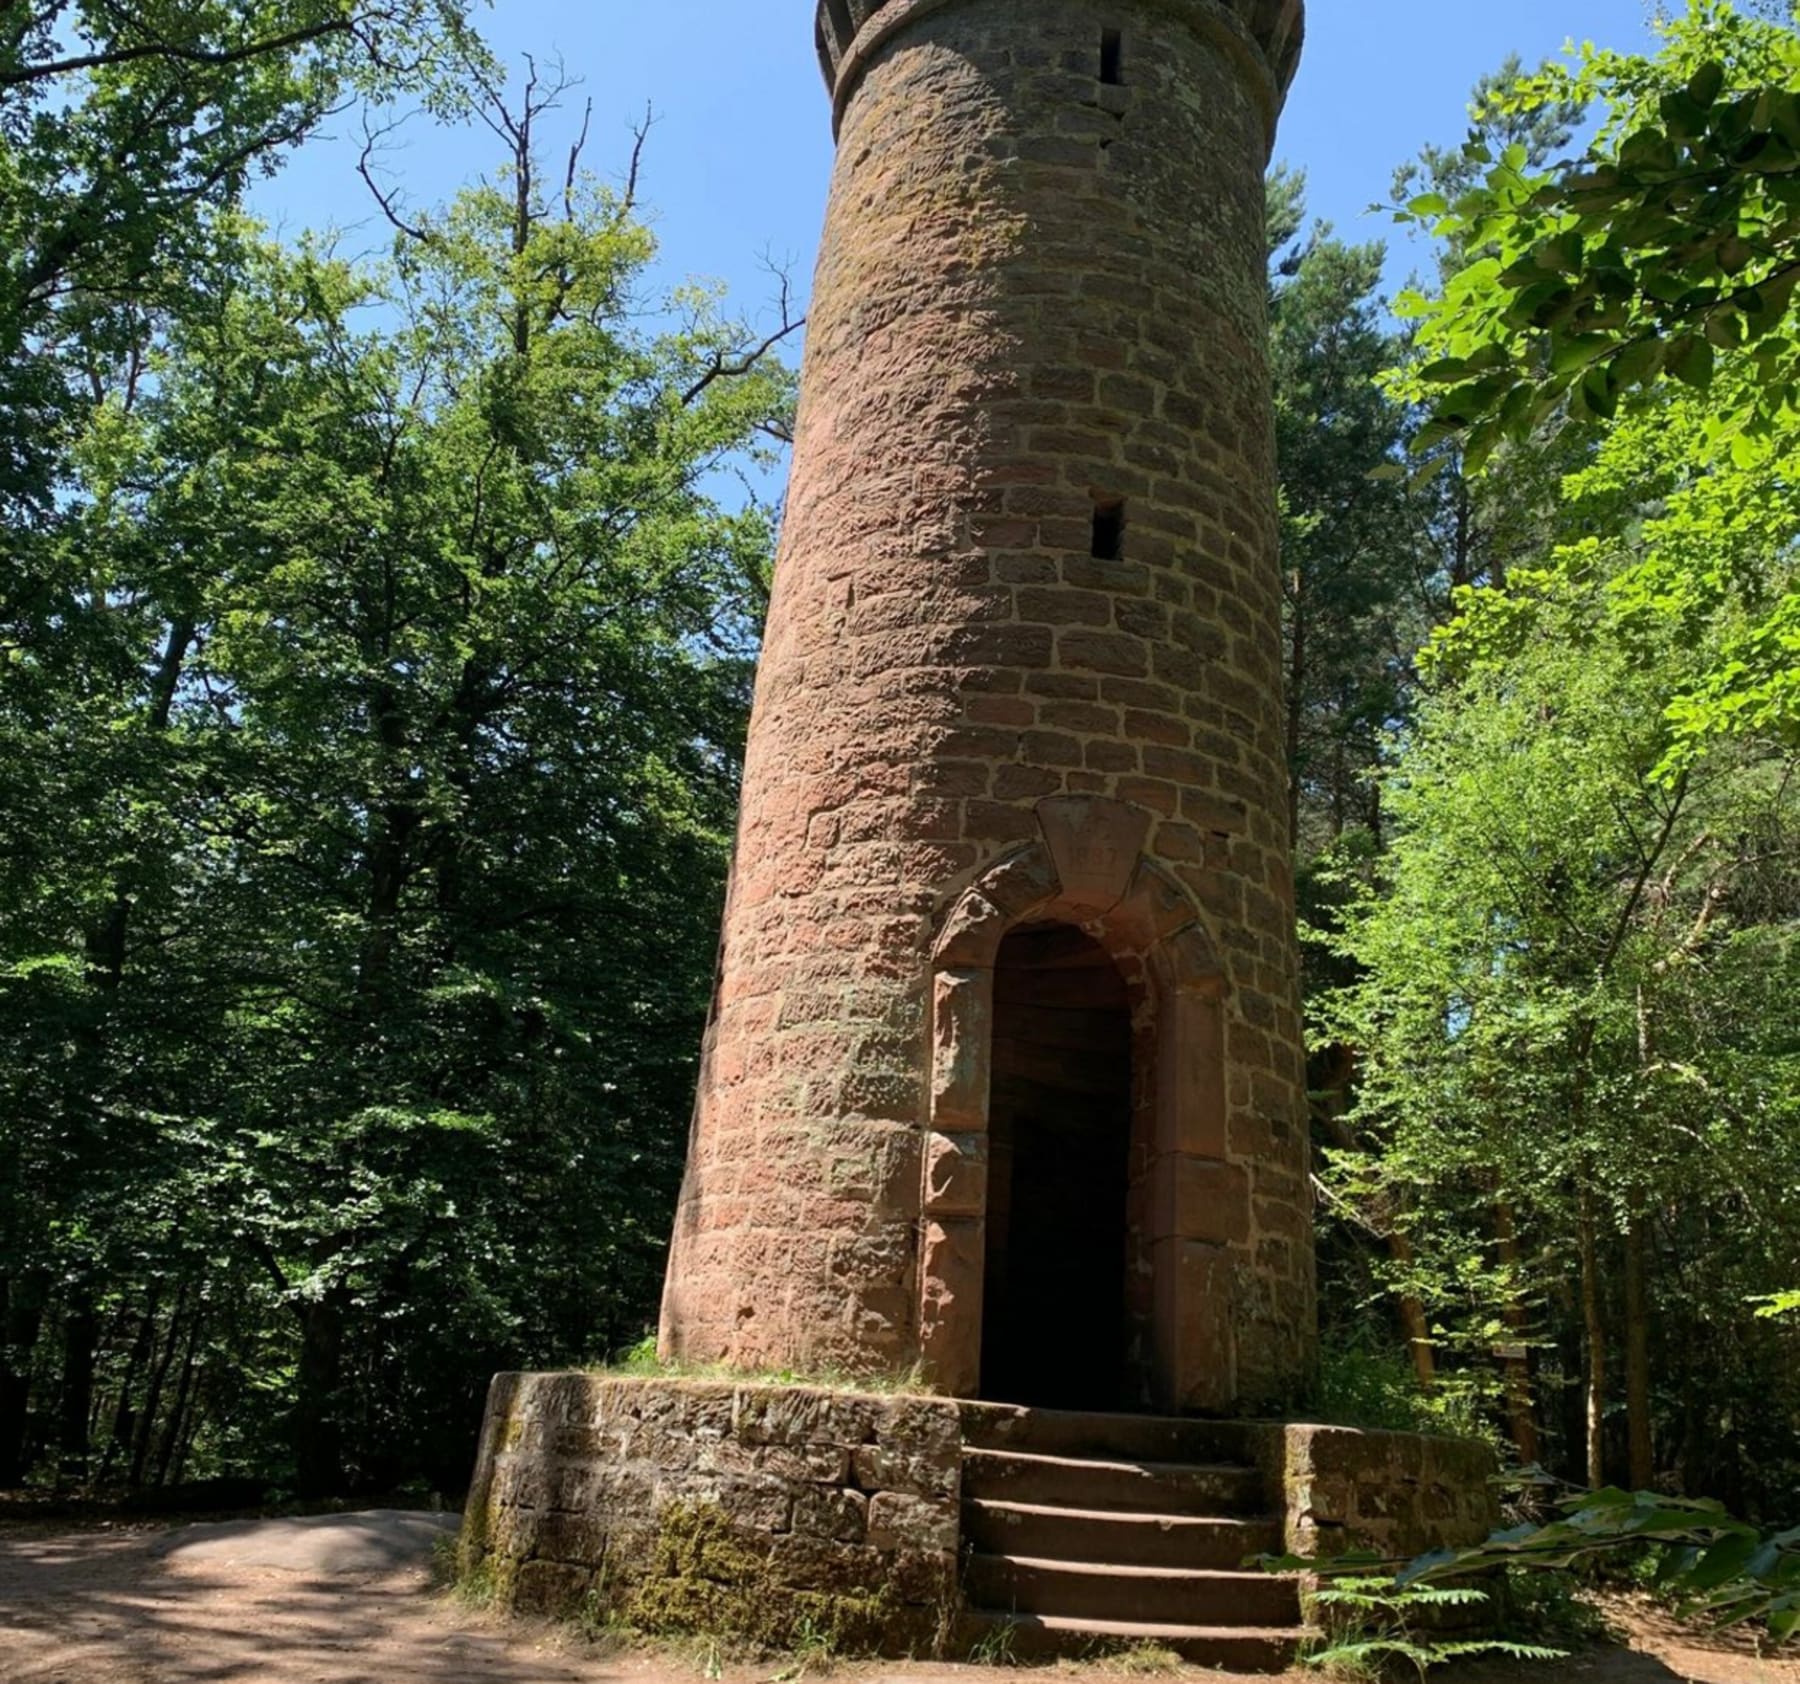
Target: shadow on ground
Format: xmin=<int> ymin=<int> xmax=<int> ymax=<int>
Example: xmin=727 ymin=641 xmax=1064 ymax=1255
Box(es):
xmin=0 ymin=1511 xmax=635 ymax=1683
xmin=1 ymin=1515 xmax=1796 ymax=1684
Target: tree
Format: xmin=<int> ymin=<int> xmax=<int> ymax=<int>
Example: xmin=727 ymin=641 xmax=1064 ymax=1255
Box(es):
xmin=0 ymin=63 xmax=795 ymax=1492
xmin=1393 ymin=1 xmax=1800 ymax=771
xmin=1269 ymin=173 xmax=1422 ymax=856
xmin=0 ymin=0 xmax=486 ymax=518
xmin=1313 ymin=540 xmax=1800 ymax=1504
xmin=1269 ymin=94 xmax=1589 ymax=1426
xmin=1302 ymin=8 xmax=1800 ymax=1503
xmin=0 ymin=0 xmax=490 ymax=1492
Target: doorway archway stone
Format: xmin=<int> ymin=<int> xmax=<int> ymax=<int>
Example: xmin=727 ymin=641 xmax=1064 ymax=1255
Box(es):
xmin=921 ymin=796 xmax=1241 ymax=1413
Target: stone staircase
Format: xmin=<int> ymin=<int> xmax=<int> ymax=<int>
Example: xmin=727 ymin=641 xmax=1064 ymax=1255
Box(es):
xmin=958 ymin=1407 xmax=1307 ymax=1671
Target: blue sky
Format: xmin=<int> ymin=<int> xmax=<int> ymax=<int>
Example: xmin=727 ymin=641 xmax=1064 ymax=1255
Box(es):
xmin=254 ymin=0 xmax=1662 ymax=333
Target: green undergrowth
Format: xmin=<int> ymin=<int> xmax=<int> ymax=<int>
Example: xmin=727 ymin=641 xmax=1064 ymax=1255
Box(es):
xmin=1301 ymin=1578 xmax=1568 ymax=1680
xmin=447 ymin=1548 xmax=501 ymax=1611
xmin=1312 ymin=1338 xmax=1505 ymax=1453
xmin=598 ymin=1335 xmax=932 ymax=1397
xmin=965 ymin=1622 xmax=1020 ymax=1667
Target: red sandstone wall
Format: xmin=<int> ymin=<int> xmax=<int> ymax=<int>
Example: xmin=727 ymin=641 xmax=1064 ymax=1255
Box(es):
xmin=660 ymin=0 xmax=1314 ymax=1410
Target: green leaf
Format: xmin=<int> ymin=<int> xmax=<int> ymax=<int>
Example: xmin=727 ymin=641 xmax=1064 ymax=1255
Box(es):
xmin=1552 ymin=334 xmax=1615 ymax=375
xmin=1581 ymin=363 xmax=1619 ymax=419
xmin=1668 ymin=334 xmax=1716 ymax=389
xmin=1662 ymin=90 xmax=1711 ymax=143
xmin=1612 ymin=337 xmax=1667 ymax=389
xmin=1705 ymin=309 xmax=1747 ymax=350
xmin=1687 ymin=1535 xmax=1761 ymax=1591
xmin=1688 ymin=62 xmax=1726 ymax=109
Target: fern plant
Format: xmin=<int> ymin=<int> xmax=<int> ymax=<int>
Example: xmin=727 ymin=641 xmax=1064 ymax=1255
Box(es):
xmin=1303 ymin=1578 xmax=1567 ymax=1679
xmin=1267 ymin=1485 xmax=1800 ymax=1666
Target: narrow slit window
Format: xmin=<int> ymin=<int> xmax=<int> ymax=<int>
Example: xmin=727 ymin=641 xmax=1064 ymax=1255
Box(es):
xmin=1100 ymin=29 xmax=1124 ymax=85
xmin=1092 ymin=498 xmax=1126 ymax=561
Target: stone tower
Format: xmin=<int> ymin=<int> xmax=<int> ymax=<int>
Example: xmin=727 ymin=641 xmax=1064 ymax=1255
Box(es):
xmin=660 ymin=0 xmax=1312 ymax=1416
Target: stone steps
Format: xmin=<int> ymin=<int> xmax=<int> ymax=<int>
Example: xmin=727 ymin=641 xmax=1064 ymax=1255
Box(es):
xmin=957 ymin=1405 xmax=1306 ymax=1669
xmin=964 ymin=1499 xmax=1281 ymax=1570
xmin=968 ymin=1554 xmax=1304 ymax=1628
xmin=959 ymin=1610 xmax=1303 ymax=1672
xmin=962 ymin=1447 xmax=1267 ymax=1516
xmin=964 ymin=1403 xmax=1267 ymax=1465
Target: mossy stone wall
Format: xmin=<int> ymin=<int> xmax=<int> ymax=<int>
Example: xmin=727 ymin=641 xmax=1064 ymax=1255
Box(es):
xmin=459 ymin=1374 xmax=960 ymax=1653
xmin=1268 ymin=1423 xmax=1502 ymax=1560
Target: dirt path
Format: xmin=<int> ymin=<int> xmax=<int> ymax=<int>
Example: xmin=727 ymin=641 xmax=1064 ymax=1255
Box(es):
xmin=2 ymin=1515 xmax=1796 ymax=1684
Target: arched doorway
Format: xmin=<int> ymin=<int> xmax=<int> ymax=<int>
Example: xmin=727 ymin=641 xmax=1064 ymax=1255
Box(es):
xmin=980 ymin=923 xmax=1133 ymax=1409
xmin=921 ymin=804 xmax=1243 ymax=1414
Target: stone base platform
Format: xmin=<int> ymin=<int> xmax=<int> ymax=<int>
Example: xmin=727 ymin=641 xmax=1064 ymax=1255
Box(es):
xmin=458 ymin=1374 xmax=1501 ymax=1665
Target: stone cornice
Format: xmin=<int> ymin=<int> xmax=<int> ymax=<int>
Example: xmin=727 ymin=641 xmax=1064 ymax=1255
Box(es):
xmin=814 ymin=0 xmax=1304 ymax=142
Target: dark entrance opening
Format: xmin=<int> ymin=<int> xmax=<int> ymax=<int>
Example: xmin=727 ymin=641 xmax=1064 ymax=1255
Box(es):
xmin=981 ymin=923 xmax=1133 ymax=1410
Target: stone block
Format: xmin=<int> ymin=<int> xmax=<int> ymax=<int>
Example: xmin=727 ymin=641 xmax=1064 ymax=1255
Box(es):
xmin=1154 ymin=1154 xmax=1251 ymax=1245
xmin=917 ymin=1218 xmax=984 ymax=1395
xmin=1153 ymin=1239 xmax=1236 ymax=1413
xmin=851 ymin=1442 xmax=958 ymax=1501
xmin=734 ymin=1389 xmax=879 ymax=1450
xmin=512 ymin=1560 xmax=592 ymax=1617
xmin=720 ymin=1478 xmax=797 ymax=1533
xmin=533 ymin=1510 xmax=608 ymax=1563
xmin=759 ymin=1442 xmax=851 ymax=1484
xmin=872 ymin=1395 xmax=963 ymax=1457
xmin=923 ymin=1130 xmax=988 ymax=1217
xmin=1278 ymin=1425 xmax=1501 ymax=1561
xmin=868 ymin=1492 xmax=959 ymax=1553
xmin=793 ymin=1485 xmax=869 ymax=1544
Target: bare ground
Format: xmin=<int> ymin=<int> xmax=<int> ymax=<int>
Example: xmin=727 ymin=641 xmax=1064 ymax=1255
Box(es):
xmin=1 ymin=1513 xmax=1796 ymax=1684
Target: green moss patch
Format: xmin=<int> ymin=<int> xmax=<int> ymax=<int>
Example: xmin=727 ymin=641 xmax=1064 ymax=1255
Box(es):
xmin=620 ymin=1501 xmax=903 ymax=1656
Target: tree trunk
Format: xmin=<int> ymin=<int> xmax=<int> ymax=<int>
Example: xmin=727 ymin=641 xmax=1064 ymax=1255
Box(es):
xmin=1387 ymin=1227 xmax=1438 ymax=1392
xmin=171 ymin=1381 xmax=204 ymax=1488
xmin=1579 ymin=1186 xmax=1607 ymax=1489
xmin=1624 ymin=1212 xmax=1654 ymax=1490
xmin=1451 ymin=473 xmax=1476 ymax=590
xmin=1308 ymin=1046 xmax=1436 ymax=1389
xmin=56 ymin=1297 xmax=100 ymax=1488
xmin=1624 ymin=988 xmax=1654 ymax=1491
xmin=129 ymin=1285 xmax=186 ymax=1488
xmin=153 ymin=1314 xmax=202 ymax=1489
xmin=293 ymin=1290 xmax=348 ymax=1499
xmin=1493 ymin=1199 xmax=1541 ymax=1466
xmin=0 ymin=1273 xmax=49 ymax=1486
xmin=100 ymin=1300 xmax=158 ymax=1485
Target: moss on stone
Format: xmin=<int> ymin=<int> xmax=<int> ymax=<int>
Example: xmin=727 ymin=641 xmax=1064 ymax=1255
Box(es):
xmin=454 ymin=1547 xmax=516 ymax=1610
xmin=597 ymin=1342 xmax=932 ymax=1397
xmin=620 ymin=1501 xmax=904 ymax=1656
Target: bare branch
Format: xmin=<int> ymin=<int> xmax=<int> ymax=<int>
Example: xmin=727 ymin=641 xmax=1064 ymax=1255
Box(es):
xmin=564 ymin=97 xmax=595 ymax=222
xmin=357 ymin=114 xmax=433 ymax=244
xmin=617 ymin=103 xmax=655 ymax=221
xmin=681 ymin=258 xmax=806 ymax=407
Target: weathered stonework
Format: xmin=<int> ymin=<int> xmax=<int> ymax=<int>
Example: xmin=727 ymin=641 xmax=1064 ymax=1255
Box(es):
xmin=1263 ymin=1424 xmax=1503 ymax=1563
xmin=459 ymin=9 xmax=1509 ymax=1657
xmin=660 ymin=0 xmax=1316 ymax=1418
xmin=461 ymin=1375 xmax=961 ymax=1651
xmin=458 ymin=1377 xmax=1502 ymax=1655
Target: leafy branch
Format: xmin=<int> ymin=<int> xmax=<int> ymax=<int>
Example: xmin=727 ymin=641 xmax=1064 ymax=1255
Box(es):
xmin=1266 ymin=1487 xmax=1800 ymax=1651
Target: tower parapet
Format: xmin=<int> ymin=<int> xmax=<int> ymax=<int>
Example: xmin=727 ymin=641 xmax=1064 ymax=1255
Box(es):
xmin=816 ymin=0 xmax=1305 ymax=134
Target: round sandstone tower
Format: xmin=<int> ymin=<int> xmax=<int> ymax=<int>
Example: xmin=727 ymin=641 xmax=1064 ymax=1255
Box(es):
xmin=659 ymin=0 xmax=1313 ymax=1415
